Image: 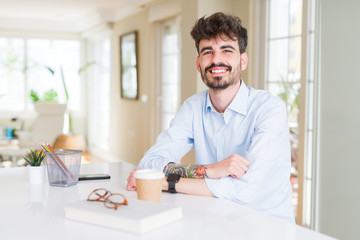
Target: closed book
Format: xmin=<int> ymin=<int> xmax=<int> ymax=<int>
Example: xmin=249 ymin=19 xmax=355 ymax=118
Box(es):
xmin=65 ymin=199 xmax=183 ymax=234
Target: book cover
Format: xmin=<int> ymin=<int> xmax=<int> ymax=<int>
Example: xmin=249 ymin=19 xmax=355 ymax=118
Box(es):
xmin=65 ymin=199 xmax=183 ymax=234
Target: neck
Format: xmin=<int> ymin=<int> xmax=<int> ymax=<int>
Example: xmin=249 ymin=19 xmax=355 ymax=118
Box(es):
xmin=209 ymin=80 xmax=241 ymax=113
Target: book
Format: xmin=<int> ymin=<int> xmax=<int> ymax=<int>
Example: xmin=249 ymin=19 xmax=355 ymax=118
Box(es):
xmin=64 ymin=199 xmax=183 ymax=234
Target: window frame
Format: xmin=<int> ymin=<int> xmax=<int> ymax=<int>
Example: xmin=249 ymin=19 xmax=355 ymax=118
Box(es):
xmin=156 ymin=16 xmax=182 ymax=135
xmin=256 ymin=0 xmax=318 ymax=228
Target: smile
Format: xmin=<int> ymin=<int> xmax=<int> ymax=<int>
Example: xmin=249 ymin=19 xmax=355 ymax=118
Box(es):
xmin=211 ymin=69 xmax=227 ymax=73
xmin=204 ymin=63 xmax=232 ymax=75
xmin=209 ymin=67 xmax=229 ymax=75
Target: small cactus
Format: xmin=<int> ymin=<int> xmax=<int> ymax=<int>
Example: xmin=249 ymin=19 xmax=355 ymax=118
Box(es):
xmin=23 ymin=149 xmax=45 ymax=166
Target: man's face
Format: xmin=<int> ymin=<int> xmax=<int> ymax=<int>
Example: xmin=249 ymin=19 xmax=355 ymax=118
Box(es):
xmin=196 ymin=35 xmax=247 ymax=91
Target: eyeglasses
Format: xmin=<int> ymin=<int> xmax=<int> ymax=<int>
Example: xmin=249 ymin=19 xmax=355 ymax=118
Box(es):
xmin=87 ymin=188 xmax=128 ymax=210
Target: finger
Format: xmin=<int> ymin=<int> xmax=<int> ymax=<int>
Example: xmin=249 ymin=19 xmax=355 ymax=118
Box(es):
xmin=240 ymin=157 xmax=250 ymax=166
xmin=238 ymin=162 xmax=249 ymax=173
xmin=126 ymin=182 xmax=137 ymax=191
xmin=127 ymin=185 xmax=136 ymax=191
xmin=232 ymin=154 xmax=250 ymax=166
xmin=130 ymin=168 xmax=139 ymax=176
xmin=232 ymin=166 xmax=247 ymax=179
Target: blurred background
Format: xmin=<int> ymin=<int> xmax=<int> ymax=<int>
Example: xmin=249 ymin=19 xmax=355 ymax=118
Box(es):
xmin=0 ymin=1 xmax=359 ymax=239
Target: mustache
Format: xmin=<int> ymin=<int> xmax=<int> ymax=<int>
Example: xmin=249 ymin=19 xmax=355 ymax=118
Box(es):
xmin=204 ymin=63 xmax=232 ymax=73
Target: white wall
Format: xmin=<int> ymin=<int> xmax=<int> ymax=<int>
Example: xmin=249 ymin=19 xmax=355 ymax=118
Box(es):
xmin=318 ymin=0 xmax=360 ymax=239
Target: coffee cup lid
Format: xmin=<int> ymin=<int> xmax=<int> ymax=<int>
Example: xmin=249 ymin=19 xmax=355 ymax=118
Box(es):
xmin=134 ymin=169 xmax=165 ymax=179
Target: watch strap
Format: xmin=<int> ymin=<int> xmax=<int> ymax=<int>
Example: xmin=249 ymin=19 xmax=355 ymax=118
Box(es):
xmin=168 ymin=180 xmax=177 ymax=193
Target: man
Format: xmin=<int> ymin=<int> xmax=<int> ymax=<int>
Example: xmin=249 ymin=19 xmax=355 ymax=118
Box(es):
xmin=127 ymin=12 xmax=294 ymax=223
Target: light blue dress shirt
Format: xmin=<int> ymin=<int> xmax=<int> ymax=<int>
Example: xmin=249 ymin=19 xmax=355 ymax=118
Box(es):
xmin=138 ymin=81 xmax=295 ymax=223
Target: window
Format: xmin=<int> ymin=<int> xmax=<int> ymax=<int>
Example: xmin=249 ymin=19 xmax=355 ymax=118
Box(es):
xmin=265 ymin=0 xmax=316 ymax=227
xmin=0 ymin=37 xmax=81 ymax=115
xmin=0 ymin=38 xmax=25 ymax=112
xmin=87 ymin=39 xmax=111 ymax=151
xmin=266 ymin=0 xmax=302 ymax=129
xmin=27 ymin=39 xmax=81 ymax=111
xmin=157 ymin=18 xmax=181 ymax=132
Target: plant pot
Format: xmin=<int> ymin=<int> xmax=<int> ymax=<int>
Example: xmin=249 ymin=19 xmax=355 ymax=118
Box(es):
xmin=32 ymin=102 xmax=67 ymax=146
xmin=27 ymin=165 xmax=45 ymax=184
xmin=34 ymin=102 xmax=67 ymax=115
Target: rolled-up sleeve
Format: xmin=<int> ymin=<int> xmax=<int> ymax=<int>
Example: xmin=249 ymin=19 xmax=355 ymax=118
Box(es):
xmin=138 ymin=100 xmax=195 ymax=171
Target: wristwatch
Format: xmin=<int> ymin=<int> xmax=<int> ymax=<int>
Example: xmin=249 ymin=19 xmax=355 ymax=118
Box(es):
xmin=167 ymin=174 xmax=181 ymax=193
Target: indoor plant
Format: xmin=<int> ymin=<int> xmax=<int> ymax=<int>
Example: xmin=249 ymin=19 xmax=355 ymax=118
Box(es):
xmin=23 ymin=149 xmax=46 ymax=184
xmin=45 ymin=62 xmax=95 ymax=134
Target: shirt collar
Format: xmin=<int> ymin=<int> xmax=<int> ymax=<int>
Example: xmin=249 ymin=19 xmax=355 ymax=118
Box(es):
xmin=205 ymin=80 xmax=249 ymax=116
xmin=228 ymin=80 xmax=249 ymax=116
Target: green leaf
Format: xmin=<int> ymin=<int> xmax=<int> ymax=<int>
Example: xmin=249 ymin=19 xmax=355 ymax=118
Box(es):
xmin=29 ymin=90 xmax=40 ymax=103
xmin=78 ymin=61 xmax=96 ymax=75
xmin=42 ymin=89 xmax=58 ymax=102
xmin=23 ymin=149 xmax=45 ymax=166
xmin=60 ymin=66 xmax=69 ymax=102
xmin=44 ymin=66 xmax=55 ymax=75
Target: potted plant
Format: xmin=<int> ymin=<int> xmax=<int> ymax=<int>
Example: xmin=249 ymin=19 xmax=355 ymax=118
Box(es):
xmin=45 ymin=62 xmax=95 ymax=134
xmin=23 ymin=149 xmax=46 ymax=184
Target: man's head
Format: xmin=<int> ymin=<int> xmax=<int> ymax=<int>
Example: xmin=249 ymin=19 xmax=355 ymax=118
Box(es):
xmin=190 ymin=12 xmax=247 ymax=55
xmin=191 ymin=12 xmax=248 ymax=91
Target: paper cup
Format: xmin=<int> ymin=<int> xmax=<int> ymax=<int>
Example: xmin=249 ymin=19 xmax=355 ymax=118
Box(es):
xmin=134 ymin=169 xmax=165 ymax=203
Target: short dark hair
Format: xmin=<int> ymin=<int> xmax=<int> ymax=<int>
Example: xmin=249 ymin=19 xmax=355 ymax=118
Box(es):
xmin=190 ymin=12 xmax=248 ymax=54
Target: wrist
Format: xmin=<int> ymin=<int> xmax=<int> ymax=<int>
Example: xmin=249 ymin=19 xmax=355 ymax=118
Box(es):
xmin=167 ymin=173 xmax=181 ymax=193
xmin=163 ymin=162 xmax=176 ymax=176
xmin=195 ymin=166 xmax=208 ymax=178
xmin=162 ymin=177 xmax=168 ymax=191
xmin=204 ymin=164 xmax=214 ymax=178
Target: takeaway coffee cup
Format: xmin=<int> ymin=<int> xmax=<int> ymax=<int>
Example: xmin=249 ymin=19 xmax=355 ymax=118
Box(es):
xmin=134 ymin=169 xmax=165 ymax=203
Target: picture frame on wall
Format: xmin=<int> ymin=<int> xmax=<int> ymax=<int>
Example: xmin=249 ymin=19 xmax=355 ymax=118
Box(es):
xmin=120 ymin=31 xmax=138 ymax=99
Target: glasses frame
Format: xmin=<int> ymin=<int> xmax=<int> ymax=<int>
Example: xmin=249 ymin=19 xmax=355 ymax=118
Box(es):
xmin=87 ymin=188 xmax=128 ymax=210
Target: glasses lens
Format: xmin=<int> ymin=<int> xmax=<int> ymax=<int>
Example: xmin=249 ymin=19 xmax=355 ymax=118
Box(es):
xmin=104 ymin=193 xmax=127 ymax=209
xmin=88 ymin=188 xmax=108 ymax=201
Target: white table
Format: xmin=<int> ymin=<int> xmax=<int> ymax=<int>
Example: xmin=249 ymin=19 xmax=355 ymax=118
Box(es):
xmin=0 ymin=162 xmax=336 ymax=240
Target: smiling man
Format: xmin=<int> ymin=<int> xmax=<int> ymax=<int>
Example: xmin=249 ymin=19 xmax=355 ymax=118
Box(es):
xmin=126 ymin=12 xmax=295 ymax=223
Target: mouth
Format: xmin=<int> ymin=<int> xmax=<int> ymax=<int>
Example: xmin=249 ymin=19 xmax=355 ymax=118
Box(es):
xmin=208 ymin=67 xmax=229 ymax=75
xmin=205 ymin=64 xmax=232 ymax=76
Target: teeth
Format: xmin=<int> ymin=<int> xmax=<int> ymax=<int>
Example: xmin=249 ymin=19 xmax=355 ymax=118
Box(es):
xmin=212 ymin=69 xmax=226 ymax=73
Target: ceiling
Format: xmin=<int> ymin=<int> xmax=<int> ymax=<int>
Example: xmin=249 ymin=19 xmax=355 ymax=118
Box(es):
xmin=0 ymin=0 xmax=156 ymax=32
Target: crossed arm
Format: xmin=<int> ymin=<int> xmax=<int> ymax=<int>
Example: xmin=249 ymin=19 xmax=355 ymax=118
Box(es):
xmin=126 ymin=154 xmax=250 ymax=196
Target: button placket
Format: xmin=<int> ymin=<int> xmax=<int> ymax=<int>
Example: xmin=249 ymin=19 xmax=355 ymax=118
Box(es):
xmin=216 ymin=116 xmax=226 ymax=161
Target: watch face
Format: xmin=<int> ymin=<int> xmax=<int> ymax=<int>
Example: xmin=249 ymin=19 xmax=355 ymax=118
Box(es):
xmin=167 ymin=174 xmax=181 ymax=182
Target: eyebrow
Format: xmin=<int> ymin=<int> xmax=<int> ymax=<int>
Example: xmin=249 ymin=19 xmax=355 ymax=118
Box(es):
xmin=200 ymin=46 xmax=213 ymax=54
xmin=220 ymin=45 xmax=236 ymax=50
xmin=200 ymin=45 xmax=236 ymax=54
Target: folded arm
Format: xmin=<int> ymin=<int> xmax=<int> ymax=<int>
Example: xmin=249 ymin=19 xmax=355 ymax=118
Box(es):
xmin=160 ymin=155 xmax=250 ymax=197
xmin=163 ymin=154 xmax=250 ymax=179
xmin=127 ymin=154 xmax=250 ymax=196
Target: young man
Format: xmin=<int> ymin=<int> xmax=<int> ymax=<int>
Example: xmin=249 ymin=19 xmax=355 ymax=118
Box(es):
xmin=127 ymin=12 xmax=295 ymax=223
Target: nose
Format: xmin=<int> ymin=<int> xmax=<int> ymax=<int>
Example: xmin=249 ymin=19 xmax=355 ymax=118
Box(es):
xmin=211 ymin=51 xmax=224 ymax=64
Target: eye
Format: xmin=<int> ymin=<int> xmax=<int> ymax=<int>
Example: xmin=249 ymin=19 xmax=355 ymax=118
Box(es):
xmin=224 ymin=49 xmax=233 ymax=53
xmin=203 ymin=50 xmax=213 ymax=55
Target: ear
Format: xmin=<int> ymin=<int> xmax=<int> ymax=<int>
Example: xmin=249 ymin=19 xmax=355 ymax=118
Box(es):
xmin=196 ymin=56 xmax=200 ymax=72
xmin=240 ymin=52 xmax=248 ymax=71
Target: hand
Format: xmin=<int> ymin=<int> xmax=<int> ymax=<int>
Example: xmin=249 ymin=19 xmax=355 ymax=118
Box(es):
xmin=206 ymin=154 xmax=250 ymax=179
xmin=126 ymin=168 xmax=140 ymax=191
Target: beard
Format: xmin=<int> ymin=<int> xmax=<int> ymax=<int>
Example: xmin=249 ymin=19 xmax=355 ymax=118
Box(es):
xmin=199 ymin=62 xmax=242 ymax=91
